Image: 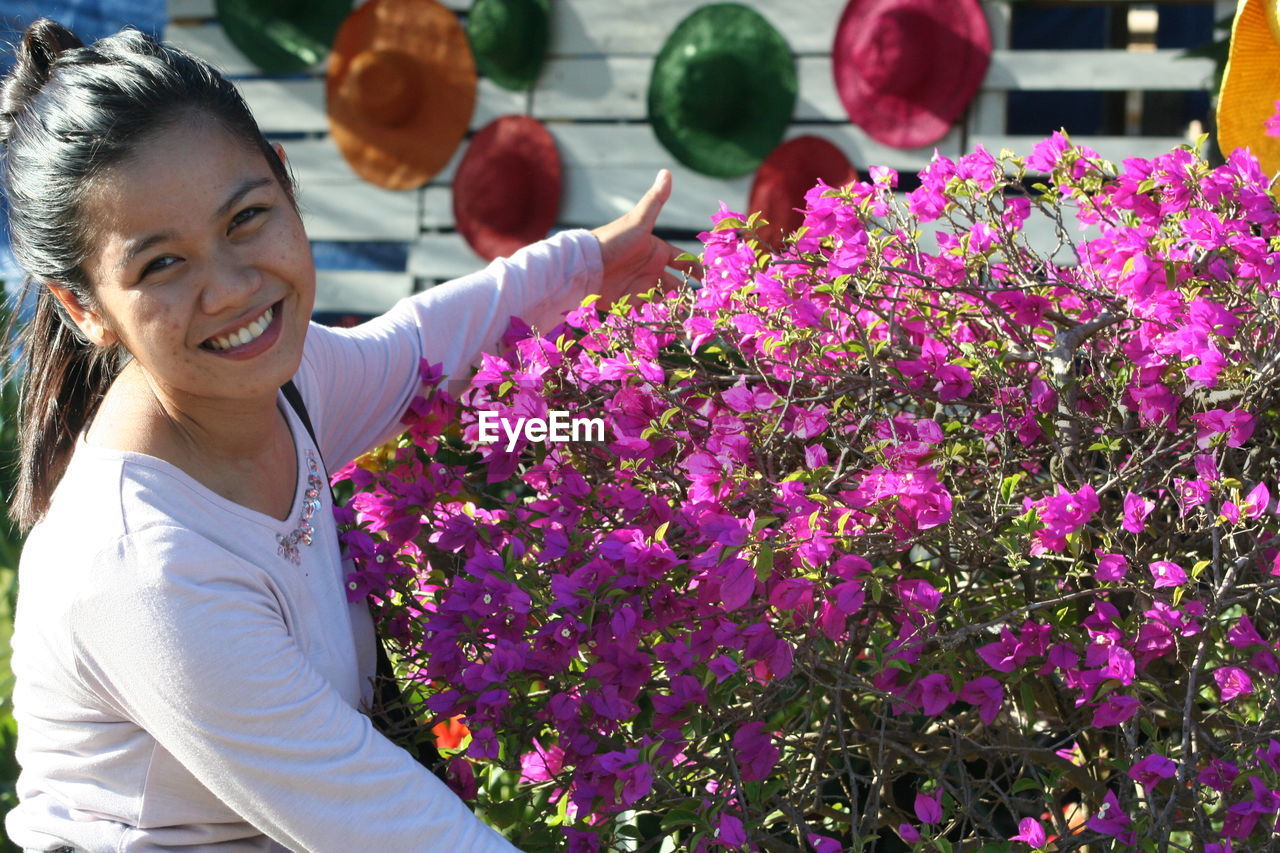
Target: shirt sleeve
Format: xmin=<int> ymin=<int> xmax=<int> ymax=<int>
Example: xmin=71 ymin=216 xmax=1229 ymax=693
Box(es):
xmin=68 ymin=529 xmax=520 ymax=853
xmin=296 ymin=229 xmax=603 ymax=468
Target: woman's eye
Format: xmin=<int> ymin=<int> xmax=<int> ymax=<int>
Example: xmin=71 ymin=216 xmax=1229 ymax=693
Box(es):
xmin=230 ymin=206 xmax=267 ymax=229
xmin=140 ymin=256 xmax=178 ymax=279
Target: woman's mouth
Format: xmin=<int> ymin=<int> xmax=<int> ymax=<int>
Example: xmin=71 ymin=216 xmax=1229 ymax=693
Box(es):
xmin=202 ymin=303 xmax=277 ymax=350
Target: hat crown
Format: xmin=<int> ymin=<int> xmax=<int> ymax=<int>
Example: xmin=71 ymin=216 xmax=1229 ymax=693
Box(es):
xmin=677 ymin=47 xmax=750 ymax=132
xmin=856 ymin=9 xmax=929 ymax=94
xmin=345 ymin=48 xmax=420 ymax=127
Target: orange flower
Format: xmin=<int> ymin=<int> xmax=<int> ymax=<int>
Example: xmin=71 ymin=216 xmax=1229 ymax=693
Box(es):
xmin=432 ymin=716 xmax=471 ymax=750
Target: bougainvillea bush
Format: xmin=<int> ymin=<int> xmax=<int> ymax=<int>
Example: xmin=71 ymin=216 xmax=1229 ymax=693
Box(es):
xmin=336 ymin=134 xmax=1280 ymax=852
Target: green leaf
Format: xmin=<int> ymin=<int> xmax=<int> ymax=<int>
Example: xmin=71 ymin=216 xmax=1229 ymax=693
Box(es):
xmin=1011 ymin=777 xmax=1041 ymax=794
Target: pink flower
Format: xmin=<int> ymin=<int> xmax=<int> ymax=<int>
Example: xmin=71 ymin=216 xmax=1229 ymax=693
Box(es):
xmin=1092 ymin=694 xmax=1140 ymax=727
xmin=959 ymin=676 xmax=1004 ymax=725
xmin=1086 ymin=790 xmax=1133 ymax=844
xmin=1127 ymin=753 xmax=1177 ymax=787
xmin=914 ymin=673 xmax=956 ymax=716
xmin=1095 ymin=552 xmax=1129 ymax=582
xmin=1214 ymin=666 xmax=1254 ymax=702
xmin=1010 ymin=817 xmax=1047 ymax=847
xmin=915 ymin=791 xmax=943 ymax=824
xmin=1122 ymin=492 xmax=1154 ymax=533
xmin=1148 ymin=560 xmax=1187 ymax=589
xmin=897 ymin=824 xmax=922 ymax=843
xmin=714 ymin=813 xmax=747 ymax=846
xmin=1191 ymin=408 xmax=1256 ymax=448
xmin=732 ymin=722 xmax=779 ymax=781
xmin=1242 ymin=482 xmax=1271 ymax=518
xmin=1266 ymin=99 xmax=1280 ymax=137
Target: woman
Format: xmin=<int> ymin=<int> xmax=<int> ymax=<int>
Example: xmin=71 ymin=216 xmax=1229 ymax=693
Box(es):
xmin=1 ymin=18 xmax=689 ymax=853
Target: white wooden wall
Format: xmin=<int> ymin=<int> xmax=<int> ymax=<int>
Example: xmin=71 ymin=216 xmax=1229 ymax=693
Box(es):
xmin=165 ymin=0 xmax=1224 ymax=316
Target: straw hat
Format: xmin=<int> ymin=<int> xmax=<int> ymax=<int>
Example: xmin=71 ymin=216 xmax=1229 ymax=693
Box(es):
xmin=1218 ymin=0 xmax=1280 ymax=176
xmin=327 ymin=0 xmax=477 ymax=190
xmin=452 ymin=115 xmax=562 ymax=261
xmin=647 ymin=3 xmax=797 ymax=179
xmin=748 ymin=136 xmax=859 ymax=244
xmin=832 ymin=0 xmax=991 ymax=150
xmin=466 ymin=0 xmax=550 ymax=91
xmin=216 ymin=0 xmax=351 ymax=75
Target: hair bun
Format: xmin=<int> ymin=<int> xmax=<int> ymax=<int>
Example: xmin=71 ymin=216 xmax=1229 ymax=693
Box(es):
xmin=0 ymin=18 xmax=85 ymax=145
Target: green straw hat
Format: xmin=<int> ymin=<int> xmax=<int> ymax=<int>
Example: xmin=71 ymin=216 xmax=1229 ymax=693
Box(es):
xmin=216 ymin=0 xmax=352 ymax=75
xmin=647 ymin=3 xmax=797 ymax=179
xmin=466 ymin=0 xmax=550 ymax=91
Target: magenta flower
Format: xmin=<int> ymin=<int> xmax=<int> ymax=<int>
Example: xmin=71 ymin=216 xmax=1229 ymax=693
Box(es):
xmin=1127 ymin=753 xmax=1177 ymax=787
xmin=1122 ymin=492 xmax=1154 ymax=533
xmin=1191 ymin=408 xmax=1256 ymax=448
xmin=807 ymin=835 xmax=843 ymax=853
xmin=1092 ymin=694 xmax=1140 ymax=727
xmin=959 ymin=676 xmax=1004 ymax=725
xmin=732 ymin=722 xmax=779 ymax=781
xmin=715 ymin=813 xmax=747 ymax=846
xmin=1197 ymin=758 xmax=1239 ymax=792
xmin=1010 ymin=817 xmax=1047 ymax=847
xmin=917 ymin=673 xmax=956 ymax=716
xmin=1095 ymin=552 xmax=1129 ymax=582
xmin=897 ymin=823 xmax=922 ymax=843
xmin=1267 ymin=100 xmax=1280 ymax=137
xmin=914 ymin=791 xmax=943 ymax=824
xmin=1214 ymin=666 xmax=1254 ymax=702
xmin=1148 ymin=560 xmax=1187 ymax=589
xmin=1242 ymin=481 xmax=1270 ymax=518
xmin=1086 ymin=790 xmax=1133 ymax=844
xmin=1227 ymin=615 xmax=1265 ymax=649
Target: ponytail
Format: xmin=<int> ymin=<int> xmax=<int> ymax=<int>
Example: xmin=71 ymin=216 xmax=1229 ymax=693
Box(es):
xmin=6 ymin=287 xmax=122 ymax=531
xmin=0 ymin=17 xmax=293 ymax=529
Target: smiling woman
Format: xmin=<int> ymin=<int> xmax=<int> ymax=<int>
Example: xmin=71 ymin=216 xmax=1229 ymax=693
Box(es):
xmin=0 ymin=17 xmax=693 ymax=853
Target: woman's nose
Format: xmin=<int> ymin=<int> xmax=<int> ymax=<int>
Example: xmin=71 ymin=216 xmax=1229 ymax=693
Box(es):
xmin=200 ymin=254 xmax=264 ymax=314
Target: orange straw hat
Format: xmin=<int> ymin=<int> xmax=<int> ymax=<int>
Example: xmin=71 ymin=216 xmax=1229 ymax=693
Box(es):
xmin=1218 ymin=0 xmax=1280 ymax=176
xmin=327 ymin=0 xmax=477 ymax=190
xmin=748 ymin=136 xmax=859 ymax=244
xmin=452 ymin=115 xmax=562 ymax=261
xmin=832 ymin=0 xmax=991 ymax=150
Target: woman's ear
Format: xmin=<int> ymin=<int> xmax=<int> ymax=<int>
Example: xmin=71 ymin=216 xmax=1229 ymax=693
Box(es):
xmin=272 ymin=142 xmax=287 ymax=169
xmin=46 ymin=283 xmax=118 ymax=347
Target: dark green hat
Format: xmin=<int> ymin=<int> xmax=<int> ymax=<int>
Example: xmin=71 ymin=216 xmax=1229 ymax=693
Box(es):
xmin=216 ymin=0 xmax=352 ymax=75
xmin=466 ymin=0 xmax=550 ymax=91
xmin=648 ymin=4 xmax=797 ymax=179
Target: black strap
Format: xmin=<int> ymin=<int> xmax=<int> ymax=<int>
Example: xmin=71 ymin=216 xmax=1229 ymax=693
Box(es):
xmin=280 ymin=381 xmax=444 ymax=775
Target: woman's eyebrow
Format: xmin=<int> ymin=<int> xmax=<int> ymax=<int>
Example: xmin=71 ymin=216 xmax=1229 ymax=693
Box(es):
xmin=114 ymin=176 xmax=276 ymax=273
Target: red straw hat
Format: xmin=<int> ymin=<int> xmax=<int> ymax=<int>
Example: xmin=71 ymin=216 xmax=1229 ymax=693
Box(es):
xmin=327 ymin=0 xmax=477 ymax=190
xmin=452 ymin=115 xmax=562 ymax=261
xmin=832 ymin=0 xmax=991 ymax=150
xmin=748 ymin=136 xmax=859 ymax=244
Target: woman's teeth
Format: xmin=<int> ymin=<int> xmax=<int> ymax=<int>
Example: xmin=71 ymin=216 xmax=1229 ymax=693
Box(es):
xmin=205 ymin=306 xmax=274 ymax=351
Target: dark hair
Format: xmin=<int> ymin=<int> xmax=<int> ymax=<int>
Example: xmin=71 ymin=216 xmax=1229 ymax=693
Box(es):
xmin=0 ymin=18 xmax=296 ymax=531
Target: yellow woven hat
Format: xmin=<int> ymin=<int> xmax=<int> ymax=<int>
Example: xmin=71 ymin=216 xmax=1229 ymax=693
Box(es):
xmin=1218 ymin=0 xmax=1280 ymax=175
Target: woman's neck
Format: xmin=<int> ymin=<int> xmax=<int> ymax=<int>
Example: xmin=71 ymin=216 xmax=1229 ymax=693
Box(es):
xmin=86 ymin=361 xmax=300 ymax=521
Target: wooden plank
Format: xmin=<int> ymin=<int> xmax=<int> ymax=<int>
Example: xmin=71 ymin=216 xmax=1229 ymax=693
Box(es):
xmin=985 ymin=49 xmax=1215 ymax=92
xmin=548 ymin=0 xmax=846 ymax=57
xmin=296 ymin=182 xmax=418 ymax=241
xmin=315 ymin=270 xmax=414 ymax=315
xmin=275 ymin=137 xmax=464 ymax=187
xmin=239 ymin=77 xmax=526 ymax=135
xmin=169 ymin=0 xmax=467 ymax=23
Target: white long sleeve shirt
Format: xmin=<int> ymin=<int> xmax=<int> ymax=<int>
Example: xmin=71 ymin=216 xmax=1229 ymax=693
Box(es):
xmin=6 ymin=231 xmax=602 ymax=853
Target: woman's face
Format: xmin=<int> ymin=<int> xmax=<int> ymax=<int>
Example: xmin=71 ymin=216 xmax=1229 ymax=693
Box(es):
xmin=67 ymin=117 xmax=315 ymax=409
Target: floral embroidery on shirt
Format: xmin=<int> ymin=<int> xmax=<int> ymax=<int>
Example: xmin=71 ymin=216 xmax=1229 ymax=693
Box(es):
xmin=277 ymin=450 xmax=323 ymax=565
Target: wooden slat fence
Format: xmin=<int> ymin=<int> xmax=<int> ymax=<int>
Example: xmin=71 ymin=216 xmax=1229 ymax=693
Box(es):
xmin=162 ymin=0 xmax=1228 ymax=315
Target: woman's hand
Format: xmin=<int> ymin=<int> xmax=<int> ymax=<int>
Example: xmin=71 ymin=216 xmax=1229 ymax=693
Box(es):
xmin=590 ymin=169 xmax=701 ymax=308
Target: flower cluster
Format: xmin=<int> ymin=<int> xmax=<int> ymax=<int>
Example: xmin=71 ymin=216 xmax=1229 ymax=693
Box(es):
xmin=337 ymin=134 xmax=1280 ymax=851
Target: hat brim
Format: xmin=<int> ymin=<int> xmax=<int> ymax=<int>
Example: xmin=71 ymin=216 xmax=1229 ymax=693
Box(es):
xmin=1217 ymin=0 xmax=1280 ymax=176
xmin=832 ymin=0 xmax=991 ymax=150
xmin=749 ymin=136 xmax=859 ymax=243
xmin=467 ymin=0 xmax=550 ymax=91
xmin=327 ymin=0 xmax=477 ymax=190
xmin=453 ymin=115 xmax=562 ymax=261
xmin=217 ymin=0 xmax=351 ymax=75
xmin=648 ymin=4 xmax=797 ymax=179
